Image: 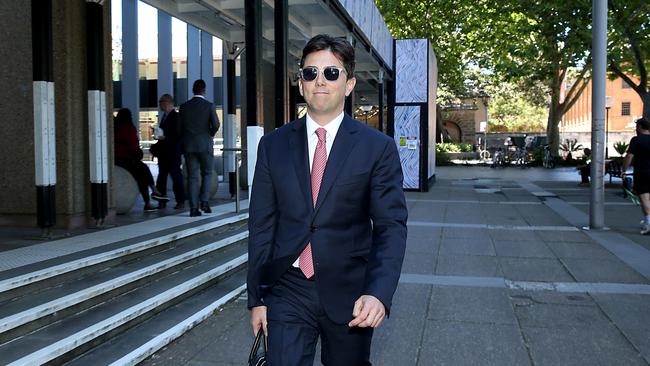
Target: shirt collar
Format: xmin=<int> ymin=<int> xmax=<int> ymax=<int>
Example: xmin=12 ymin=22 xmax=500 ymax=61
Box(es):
xmin=193 ymin=95 xmax=206 ymax=99
xmin=306 ymin=112 xmax=344 ymax=140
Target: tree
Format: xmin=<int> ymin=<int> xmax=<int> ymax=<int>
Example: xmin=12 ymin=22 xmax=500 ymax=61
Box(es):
xmin=376 ymin=0 xmax=594 ymax=153
xmin=472 ymin=0 xmax=593 ymax=154
xmin=607 ymin=0 xmax=650 ymax=119
xmin=375 ymin=0 xmax=482 ymax=99
xmin=488 ymin=82 xmax=548 ymax=133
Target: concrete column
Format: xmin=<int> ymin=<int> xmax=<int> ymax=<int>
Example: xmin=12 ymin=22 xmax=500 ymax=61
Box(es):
xmin=186 ymin=25 xmax=200 ymax=101
xmin=121 ymin=0 xmax=139 ymax=123
xmin=590 ymin=0 xmax=607 ymax=229
xmin=245 ymin=0 xmax=263 ymax=127
xmin=201 ymin=31 xmax=214 ymax=102
xmin=87 ymin=0 xmax=108 ymax=225
xmin=274 ymin=0 xmax=288 ymax=128
xmin=32 ymin=0 xmax=57 ymax=230
xmin=223 ymin=43 xmax=236 ymax=175
xmin=157 ymin=10 xmax=172 ymax=99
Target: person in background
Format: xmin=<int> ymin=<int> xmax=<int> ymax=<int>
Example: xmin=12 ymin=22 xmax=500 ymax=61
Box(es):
xmin=622 ymin=117 xmax=650 ymax=235
xmin=152 ymin=94 xmax=185 ymax=210
xmin=577 ymin=147 xmax=591 ymax=187
xmin=178 ymin=79 xmax=220 ymax=217
xmin=114 ymin=108 xmax=166 ymax=212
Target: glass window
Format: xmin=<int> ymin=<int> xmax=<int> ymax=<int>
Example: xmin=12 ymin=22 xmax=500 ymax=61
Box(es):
xmin=621 ymin=79 xmax=631 ymax=89
xmin=621 ymin=102 xmax=631 ymax=116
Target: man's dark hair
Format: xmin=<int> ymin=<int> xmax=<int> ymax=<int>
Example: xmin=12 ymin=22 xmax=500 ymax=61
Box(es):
xmin=160 ymin=94 xmax=174 ymax=103
xmin=300 ymin=34 xmax=355 ymax=79
xmin=192 ymin=79 xmax=206 ymax=95
xmin=636 ymin=117 xmax=650 ymax=130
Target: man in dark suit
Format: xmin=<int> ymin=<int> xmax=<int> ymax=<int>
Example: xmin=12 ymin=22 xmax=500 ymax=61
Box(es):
xmin=152 ymin=94 xmax=185 ymax=209
xmin=247 ymin=34 xmax=407 ymax=365
xmin=178 ymin=80 xmax=220 ymax=217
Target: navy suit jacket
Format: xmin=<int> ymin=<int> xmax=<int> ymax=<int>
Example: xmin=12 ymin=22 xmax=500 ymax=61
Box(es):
xmin=177 ymin=97 xmax=219 ymax=153
xmin=247 ymin=114 xmax=407 ymax=324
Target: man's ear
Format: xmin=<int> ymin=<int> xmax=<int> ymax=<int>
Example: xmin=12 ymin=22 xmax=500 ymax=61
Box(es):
xmin=298 ymin=79 xmax=304 ymax=96
xmin=345 ymin=77 xmax=356 ymax=97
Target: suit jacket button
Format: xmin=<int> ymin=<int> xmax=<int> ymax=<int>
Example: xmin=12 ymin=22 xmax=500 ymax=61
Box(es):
xmin=310 ymin=225 xmax=317 ymax=232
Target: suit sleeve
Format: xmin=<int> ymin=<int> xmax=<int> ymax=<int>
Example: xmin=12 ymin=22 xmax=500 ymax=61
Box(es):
xmin=209 ymin=103 xmax=220 ymax=136
xmin=247 ymin=136 xmax=277 ymax=308
xmin=364 ymin=139 xmax=407 ymax=314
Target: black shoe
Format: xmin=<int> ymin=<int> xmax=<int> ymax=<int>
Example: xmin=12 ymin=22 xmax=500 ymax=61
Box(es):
xmin=200 ymin=202 xmax=212 ymax=213
xmin=190 ymin=208 xmax=202 ymax=217
xmin=151 ymin=193 xmax=170 ymax=201
xmin=144 ymin=204 xmax=157 ymax=213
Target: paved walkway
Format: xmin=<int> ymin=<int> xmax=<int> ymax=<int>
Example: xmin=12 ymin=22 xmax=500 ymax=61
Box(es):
xmin=141 ymin=166 xmax=650 ymax=366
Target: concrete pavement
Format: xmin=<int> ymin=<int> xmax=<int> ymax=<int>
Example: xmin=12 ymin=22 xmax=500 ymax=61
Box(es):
xmin=141 ymin=166 xmax=650 ymax=365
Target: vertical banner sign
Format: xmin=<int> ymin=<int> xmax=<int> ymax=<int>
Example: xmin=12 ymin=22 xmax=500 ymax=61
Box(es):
xmin=87 ymin=0 xmax=108 ymax=223
xmin=32 ymin=0 xmax=57 ymax=228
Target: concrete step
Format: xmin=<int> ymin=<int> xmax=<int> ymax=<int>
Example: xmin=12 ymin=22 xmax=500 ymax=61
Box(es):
xmin=0 ymin=210 xmax=249 ymax=300
xmin=64 ymin=269 xmax=247 ymax=366
xmin=0 ymin=203 xmax=250 ymax=366
xmin=0 ymin=244 xmax=248 ymax=365
xmin=0 ymin=225 xmax=248 ymax=342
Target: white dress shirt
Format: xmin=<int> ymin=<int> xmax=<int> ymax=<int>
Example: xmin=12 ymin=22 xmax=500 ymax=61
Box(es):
xmin=306 ymin=112 xmax=344 ymax=172
xmin=292 ymin=111 xmax=344 ymax=268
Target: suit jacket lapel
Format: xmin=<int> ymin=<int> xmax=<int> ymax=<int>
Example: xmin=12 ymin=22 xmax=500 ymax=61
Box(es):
xmin=289 ymin=117 xmax=313 ymax=211
xmin=314 ymin=115 xmax=360 ymax=213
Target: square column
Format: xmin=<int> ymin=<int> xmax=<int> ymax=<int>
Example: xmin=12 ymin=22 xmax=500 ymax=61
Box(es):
xmin=186 ymin=24 xmax=200 ymax=101
xmin=201 ymin=31 xmax=214 ymax=102
xmin=121 ymin=0 xmax=139 ymax=122
xmin=157 ymin=11 xmax=172 ymax=99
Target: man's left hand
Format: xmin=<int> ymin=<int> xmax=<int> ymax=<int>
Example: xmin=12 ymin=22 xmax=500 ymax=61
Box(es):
xmin=348 ymin=295 xmax=385 ymax=328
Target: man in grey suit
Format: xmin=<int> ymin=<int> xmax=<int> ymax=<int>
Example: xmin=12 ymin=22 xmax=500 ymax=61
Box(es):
xmin=178 ymin=79 xmax=220 ymax=217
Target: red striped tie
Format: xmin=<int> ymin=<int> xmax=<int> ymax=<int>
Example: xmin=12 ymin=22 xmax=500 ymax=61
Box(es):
xmin=299 ymin=128 xmax=327 ymax=278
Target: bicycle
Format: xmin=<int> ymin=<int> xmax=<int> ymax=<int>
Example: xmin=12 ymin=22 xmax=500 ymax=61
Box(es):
xmin=542 ymin=145 xmax=555 ymax=169
xmin=513 ymin=147 xmax=530 ymax=168
xmin=491 ymin=148 xmax=506 ymax=168
xmin=478 ymin=147 xmax=491 ymax=161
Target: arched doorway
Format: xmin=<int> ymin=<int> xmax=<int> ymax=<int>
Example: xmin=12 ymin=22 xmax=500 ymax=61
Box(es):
xmin=443 ymin=121 xmax=462 ymax=142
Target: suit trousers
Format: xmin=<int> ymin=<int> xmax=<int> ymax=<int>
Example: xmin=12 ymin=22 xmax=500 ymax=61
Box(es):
xmin=156 ymin=148 xmax=185 ymax=203
xmin=184 ymin=151 xmax=213 ymax=209
xmin=265 ymin=267 xmax=373 ymax=366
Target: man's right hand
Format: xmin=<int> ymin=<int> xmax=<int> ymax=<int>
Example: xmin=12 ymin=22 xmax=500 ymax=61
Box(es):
xmin=250 ymin=305 xmax=268 ymax=337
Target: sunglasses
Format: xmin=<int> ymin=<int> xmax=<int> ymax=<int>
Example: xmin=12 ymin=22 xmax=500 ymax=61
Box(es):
xmin=300 ymin=66 xmax=347 ymax=82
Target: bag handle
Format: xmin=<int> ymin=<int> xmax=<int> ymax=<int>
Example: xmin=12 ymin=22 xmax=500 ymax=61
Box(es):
xmin=248 ymin=330 xmax=267 ymax=363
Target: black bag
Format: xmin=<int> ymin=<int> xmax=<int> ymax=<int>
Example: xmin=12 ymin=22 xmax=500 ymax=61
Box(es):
xmin=248 ymin=331 xmax=267 ymax=366
xmin=149 ymin=141 xmax=161 ymax=158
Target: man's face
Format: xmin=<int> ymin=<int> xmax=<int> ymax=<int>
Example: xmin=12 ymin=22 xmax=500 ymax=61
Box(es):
xmin=299 ymin=49 xmax=355 ymax=122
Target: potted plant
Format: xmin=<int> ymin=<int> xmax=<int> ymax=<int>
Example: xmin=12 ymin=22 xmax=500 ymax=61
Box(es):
xmin=612 ymin=141 xmax=629 ymax=163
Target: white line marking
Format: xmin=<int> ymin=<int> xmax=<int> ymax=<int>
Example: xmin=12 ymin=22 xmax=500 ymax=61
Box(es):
xmin=0 ymin=232 xmax=248 ymax=334
xmin=6 ymin=255 xmax=248 ymax=366
xmin=407 ymin=221 xmax=579 ymax=231
xmin=399 ymin=273 xmax=650 ymax=295
xmin=0 ymin=214 xmax=248 ymax=292
xmin=109 ymin=285 xmax=247 ymax=366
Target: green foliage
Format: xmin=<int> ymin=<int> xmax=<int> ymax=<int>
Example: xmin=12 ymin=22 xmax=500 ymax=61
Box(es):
xmin=436 ymin=151 xmax=451 ymax=165
xmin=436 ymin=143 xmax=473 ymax=153
xmin=613 ymin=141 xmax=629 ymax=156
xmin=607 ymin=1 xmax=650 ymax=102
xmin=487 ymin=81 xmax=548 ymax=132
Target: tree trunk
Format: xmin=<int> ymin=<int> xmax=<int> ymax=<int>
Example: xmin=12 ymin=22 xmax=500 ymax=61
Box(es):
xmin=642 ymin=92 xmax=650 ymax=120
xmin=546 ymin=107 xmax=562 ymax=156
xmin=546 ymin=80 xmax=564 ymax=155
